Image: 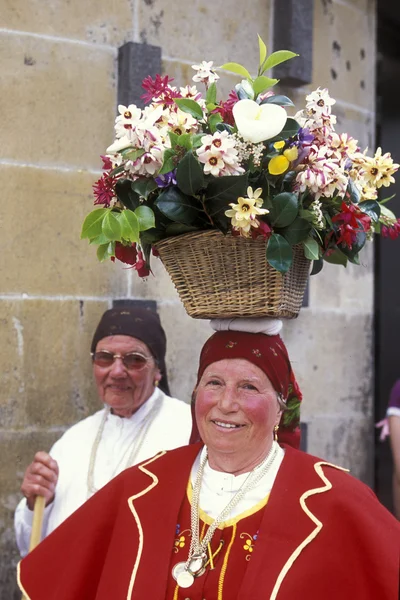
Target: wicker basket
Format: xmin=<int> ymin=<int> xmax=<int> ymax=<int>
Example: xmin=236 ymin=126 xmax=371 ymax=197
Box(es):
xmin=155 ymin=230 xmax=311 ymax=319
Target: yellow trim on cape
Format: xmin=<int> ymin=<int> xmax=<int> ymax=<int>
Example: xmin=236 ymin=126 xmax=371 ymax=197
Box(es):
xmin=186 ymin=479 xmax=269 ymax=528
xmin=17 ymin=561 xmax=31 ymax=600
xmin=126 ymin=450 xmax=166 ymax=600
xmin=269 ymin=460 xmax=349 ymax=600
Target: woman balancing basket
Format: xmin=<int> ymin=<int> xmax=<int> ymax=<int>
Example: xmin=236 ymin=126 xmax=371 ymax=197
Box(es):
xmin=81 ymin=38 xmax=399 ymax=320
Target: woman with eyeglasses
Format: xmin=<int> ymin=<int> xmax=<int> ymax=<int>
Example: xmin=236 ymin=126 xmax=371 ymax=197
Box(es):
xmin=17 ymin=318 xmax=399 ymax=599
xmin=14 ymin=306 xmax=192 ymax=557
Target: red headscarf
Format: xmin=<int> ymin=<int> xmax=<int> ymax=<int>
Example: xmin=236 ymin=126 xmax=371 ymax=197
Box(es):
xmin=190 ymin=330 xmax=302 ymax=449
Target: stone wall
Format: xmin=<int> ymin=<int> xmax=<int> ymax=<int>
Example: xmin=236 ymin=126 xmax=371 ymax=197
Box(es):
xmin=0 ymin=0 xmax=376 ymax=596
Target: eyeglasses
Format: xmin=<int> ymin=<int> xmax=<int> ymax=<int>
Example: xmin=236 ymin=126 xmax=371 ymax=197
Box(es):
xmin=91 ymin=350 xmax=153 ymax=371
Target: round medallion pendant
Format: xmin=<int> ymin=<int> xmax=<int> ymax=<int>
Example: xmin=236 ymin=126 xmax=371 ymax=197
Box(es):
xmin=177 ymin=570 xmax=195 ymax=588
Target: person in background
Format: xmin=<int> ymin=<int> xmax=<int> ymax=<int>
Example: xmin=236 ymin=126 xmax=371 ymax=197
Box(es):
xmin=14 ymin=306 xmax=192 ymax=556
xmin=17 ymin=319 xmax=399 ymax=599
xmin=388 ymin=379 xmax=400 ymax=518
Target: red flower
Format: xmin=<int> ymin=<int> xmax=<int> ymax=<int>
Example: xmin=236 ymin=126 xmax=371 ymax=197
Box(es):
xmin=112 ymin=242 xmax=137 ymax=265
xmin=100 ymin=155 xmax=113 ymax=171
xmin=331 ymin=202 xmax=371 ymax=249
xmin=134 ymin=250 xmax=151 ymax=277
xmin=141 ymin=74 xmax=180 ymax=105
xmin=93 ymin=173 xmax=117 ymax=207
xmin=382 ymin=218 xmax=400 ymax=240
xmin=250 ymin=220 xmax=272 ymax=240
xmin=213 ymin=89 xmax=238 ymax=126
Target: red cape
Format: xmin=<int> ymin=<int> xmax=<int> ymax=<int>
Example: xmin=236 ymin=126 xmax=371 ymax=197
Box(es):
xmin=18 ymin=444 xmax=400 ymax=599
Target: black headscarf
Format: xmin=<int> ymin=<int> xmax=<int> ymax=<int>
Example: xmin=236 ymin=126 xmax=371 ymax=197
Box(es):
xmin=91 ymin=306 xmax=170 ymax=395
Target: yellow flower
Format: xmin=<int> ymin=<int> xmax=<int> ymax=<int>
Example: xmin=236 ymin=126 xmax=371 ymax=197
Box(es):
xmin=274 ymin=141 xmax=285 ymax=151
xmin=283 ymin=146 xmax=298 ymax=162
xmin=268 ymin=155 xmax=289 ymax=175
xmin=225 ymin=186 xmax=269 ymax=237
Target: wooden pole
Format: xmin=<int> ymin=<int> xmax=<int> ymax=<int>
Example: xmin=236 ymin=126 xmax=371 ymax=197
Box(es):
xmin=21 ymin=496 xmax=46 ymax=600
xmin=28 ymin=495 xmax=46 ymax=551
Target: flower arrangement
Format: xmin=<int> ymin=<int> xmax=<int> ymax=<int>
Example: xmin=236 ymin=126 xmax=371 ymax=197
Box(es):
xmin=81 ymin=36 xmax=399 ymax=277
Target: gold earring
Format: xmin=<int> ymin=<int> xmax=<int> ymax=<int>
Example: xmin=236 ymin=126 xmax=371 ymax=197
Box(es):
xmin=154 ymin=380 xmax=159 ymax=387
xmin=274 ymin=424 xmax=279 ymax=442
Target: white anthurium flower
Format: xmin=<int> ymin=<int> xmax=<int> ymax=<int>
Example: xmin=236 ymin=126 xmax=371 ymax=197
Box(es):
xmin=233 ymin=99 xmax=287 ymax=144
xmin=106 ymin=136 xmax=133 ymax=154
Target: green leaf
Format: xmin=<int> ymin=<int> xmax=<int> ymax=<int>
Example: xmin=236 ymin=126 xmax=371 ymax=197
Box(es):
xmin=204 ymin=174 xmax=248 ymax=233
xmin=89 ymin=233 xmax=110 ymax=245
xmin=260 ymin=95 xmax=294 ymax=107
xmin=269 ymin=192 xmax=298 ymax=228
xmin=134 ymin=205 xmax=156 ymax=231
xmin=310 ymin=258 xmax=323 ymax=276
xmin=347 ymin=178 xmax=360 ymax=204
xmin=159 ymin=148 xmax=176 ymax=175
xmin=359 ymin=200 xmax=381 ymax=222
xmin=253 ymin=76 xmax=279 ymax=96
xmin=115 ymin=179 xmax=140 ymax=211
xmin=266 ymin=234 xmax=293 ymax=273
xmin=168 ymin=131 xmax=179 ymax=148
xmin=208 ymin=112 xmax=223 ymax=133
xmin=131 ymin=178 xmax=158 ymax=200
xmin=216 ymin=122 xmax=235 ymax=134
xmin=323 ymin=249 xmax=348 ymax=267
xmin=261 ymin=50 xmax=298 ymax=73
xmin=380 ymin=204 xmax=397 ymax=220
xmin=219 ymin=62 xmax=252 ymax=79
xmin=206 ymin=82 xmax=217 ymax=105
xmin=115 ymin=210 xmax=139 ymax=242
xmin=102 ymin=210 xmax=122 ymax=241
xmin=155 ymin=186 xmax=201 ymax=225
xmin=97 ymin=242 xmax=115 ymax=262
xmin=192 ymin=133 xmax=205 ymax=149
xmin=174 ymin=98 xmax=204 ymax=120
xmin=121 ymin=148 xmax=145 ymax=162
xmin=258 ymin=34 xmax=267 ymax=69
xmin=279 ymin=217 xmax=311 ymax=245
xmin=176 ymin=151 xmax=205 ymax=196
xmin=110 ymin=164 xmax=125 ymax=177
xmin=81 ymin=208 xmax=108 ymax=240
xmin=303 ymin=237 xmax=320 ymax=261
xmin=165 ymin=223 xmax=199 ymax=235
xmin=339 ymin=231 xmax=367 ymax=263
xmin=175 ymin=133 xmax=193 ymax=150
xmin=270 ymin=117 xmax=300 ymax=141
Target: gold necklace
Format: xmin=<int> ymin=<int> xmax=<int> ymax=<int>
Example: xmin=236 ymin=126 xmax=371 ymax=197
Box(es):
xmin=87 ymin=391 xmax=161 ymax=497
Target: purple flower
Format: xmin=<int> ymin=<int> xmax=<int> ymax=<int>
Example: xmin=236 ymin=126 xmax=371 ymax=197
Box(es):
xmin=155 ymin=170 xmax=177 ymax=188
xmin=298 ymin=127 xmax=314 ymax=146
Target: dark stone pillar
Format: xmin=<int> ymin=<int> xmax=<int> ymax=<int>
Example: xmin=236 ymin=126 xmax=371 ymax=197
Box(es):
xmin=118 ymin=42 xmax=162 ymax=108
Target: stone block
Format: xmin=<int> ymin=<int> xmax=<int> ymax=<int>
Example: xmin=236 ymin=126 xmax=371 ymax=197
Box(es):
xmin=118 ymin=42 xmax=162 ymax=108
xmin=139 ymin=0 xmax=272 ymax=68
xmin=2 ymin=0 xmax=133 ymax=47
xmin=0 ymin=299 xmax=107 ymax=428
xmin=127 ymin=251 xmax=181 ymax=302
xmin=0 ymin=33 xmax=116 ymax=169
xmin=283 ymin=309 xmax=374 ymax=422
xmin=306 ymin=414 xmax=374 ymax=484
xmin=312 ymin=0 xmax=376 ymax=110
xmin=157 ymin=303 xmax=210 ymax=402
xmin=0 ymin=165 xmax=127 ymax=296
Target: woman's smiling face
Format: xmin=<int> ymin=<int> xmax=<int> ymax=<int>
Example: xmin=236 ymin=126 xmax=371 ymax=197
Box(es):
xmin=195 ymin=358 xmax=282 ymax=474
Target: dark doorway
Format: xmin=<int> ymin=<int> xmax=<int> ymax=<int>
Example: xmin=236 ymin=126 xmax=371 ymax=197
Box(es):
xmin=375 ymin=2 xmax=400 ymax=512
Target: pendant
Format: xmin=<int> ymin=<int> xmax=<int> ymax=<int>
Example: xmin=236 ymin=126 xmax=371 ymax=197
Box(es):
xmin=172 ymin=562 xmax=194 ymax=588
xmin=188 ymin=553 xmax=207 ymax=575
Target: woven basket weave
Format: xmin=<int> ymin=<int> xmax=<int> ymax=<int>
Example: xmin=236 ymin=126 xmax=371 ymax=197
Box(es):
xmin=155 ymin=230 xmax=311 ymax=319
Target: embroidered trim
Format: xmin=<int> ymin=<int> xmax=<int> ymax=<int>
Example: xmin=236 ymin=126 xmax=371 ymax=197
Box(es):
xmin=218 ymin=523 xmax=237 ymax=600
xmin=186 ymin=479 xmax=269 ymax=528
xmin=269 ymin=461 xmax=348 ymax=600
xmin=126 ymin=450 xmax=167 ymax=600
